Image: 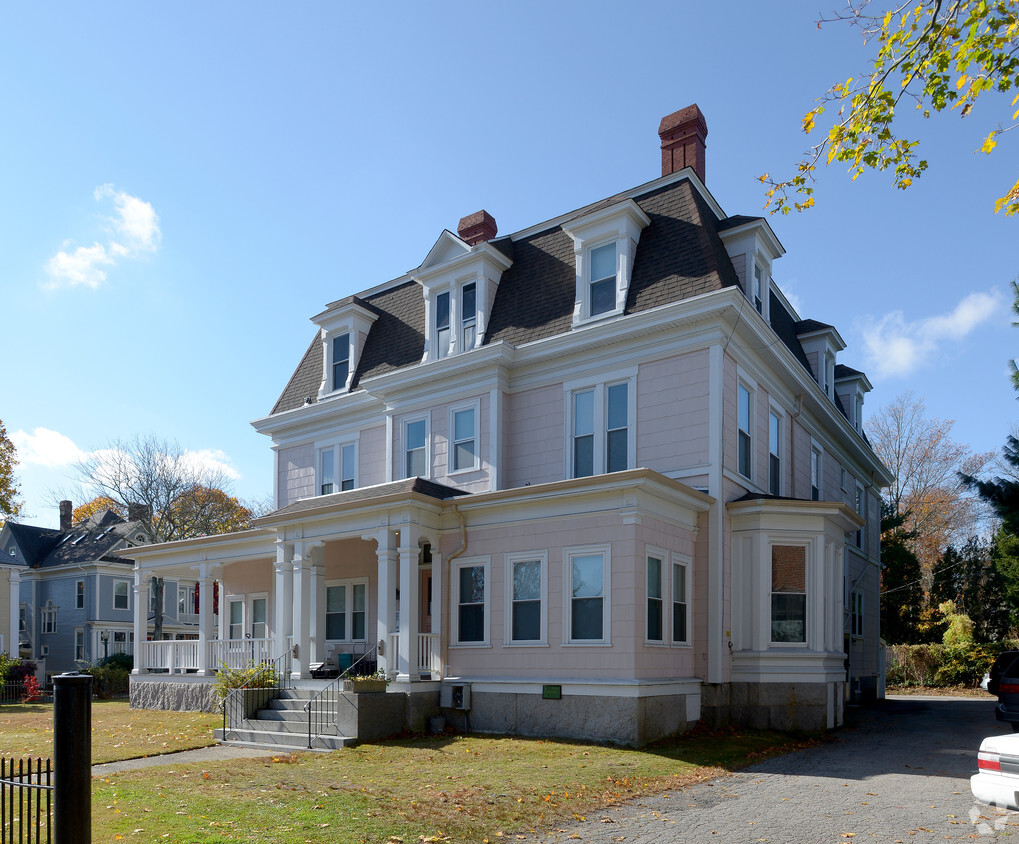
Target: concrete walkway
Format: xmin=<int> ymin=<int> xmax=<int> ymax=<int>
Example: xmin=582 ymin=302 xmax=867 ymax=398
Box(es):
xmin=541 ymin=695 xmax=1019 ymax=843
xmin=92 ymin=743 xmax=276 ymax=776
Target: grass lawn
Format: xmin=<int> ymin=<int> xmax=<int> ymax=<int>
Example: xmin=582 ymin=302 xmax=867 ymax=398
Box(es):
xmin=91 ymin=726 xmax=813 ymax=843
xmin=0 ymin=700 xmax=220 ymax=764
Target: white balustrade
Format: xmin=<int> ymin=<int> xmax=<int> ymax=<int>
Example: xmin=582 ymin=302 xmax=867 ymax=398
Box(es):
xmin=208 ymin=637 xmax=273 ymax=670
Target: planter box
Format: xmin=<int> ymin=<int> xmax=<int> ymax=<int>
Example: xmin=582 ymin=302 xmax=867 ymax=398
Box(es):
xmin=344 ymin=679 xmax=387 ymax=694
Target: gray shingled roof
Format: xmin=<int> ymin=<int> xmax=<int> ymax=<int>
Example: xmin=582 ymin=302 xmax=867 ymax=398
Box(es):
xmin=795 ymin=318 xmax=836 ymax=334
xmin=271 ymin=177 xmax=742 ymax=415
xmin=8 ymin=515 xmax=138 ymax=569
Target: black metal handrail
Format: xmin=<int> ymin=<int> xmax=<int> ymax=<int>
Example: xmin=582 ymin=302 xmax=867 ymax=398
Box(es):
xmin=220 ymin=650 xmax=293 ymax=741
xmin=303 ymin=644 xmax=379 ymax=749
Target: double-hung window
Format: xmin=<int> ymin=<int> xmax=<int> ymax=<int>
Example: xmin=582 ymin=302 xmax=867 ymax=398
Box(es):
xmin=768 ymin=410 xmax=781 ymax=495
xmin=737 ymin=383 xmax=753 ymax=479
xmin=453 ymin=558 xmax=489 ymax=645
xmin=771 ymin=545 xmax=806 ymax=643
xmin=435 ymin=291 xmax=451 ymax=359
xmin=461 ymin=282 xmax=477 ymax=351
xmin=321 ymin=443 xmax=356 ymax=495
xmin=672 ymin=557 xmax=689 ymax=644
xmin=41 ymin=603 xmax=57 ymax=635
xmin=810 ymin=446 xmax=822 ymax=501
xmin=332 ymin=333 xmax=350 ymax=392
xmin=851 ymin=590 xmax=864 ymax=637
xmin=568 ymin=376 xmax=633 ymax=479
xmin=228 ymin=599 xmax=244 ymax=640
xmin=178 ymin=584 xmax=196 ymax=616
xmin=646 ymin=553 xmax=664 ymax=643
xmin=450 ymin=407 xmax=477 ymax=472
xmin=113 ymin=580 xmax=130 ymax=611
xmin=752 ymin=262 xmax=764 ymax=314
xmin=326 ymin=580 xmax=367 ymax=641
xmin=508 ymin=553 xmax=545 ymax=643
xmin=405 ymin=419 xmax=428 ymax=478
xmin=589 ymin=242 xmax=617 ymax=317
xmin=320 ymin=447 xmax=335 ymax=495
xmin=75 ymin=579 xmax=85 ymax=610
xmin=75 ymin=629 xmax=85 ymax=661
xmin=566 ymin=547 xmax=609 ymax=644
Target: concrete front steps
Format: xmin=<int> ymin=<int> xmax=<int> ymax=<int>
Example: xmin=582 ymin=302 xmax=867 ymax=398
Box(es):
xmin=216 ymin=688 xmax=357 ymax=751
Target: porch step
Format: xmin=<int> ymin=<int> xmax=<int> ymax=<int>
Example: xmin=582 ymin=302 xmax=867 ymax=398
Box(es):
xmin=214 ymin=727 xmax=355 ymax=751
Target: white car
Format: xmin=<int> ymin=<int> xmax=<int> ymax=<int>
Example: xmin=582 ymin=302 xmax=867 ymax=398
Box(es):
xmin=972 ymin=733 xmax=1019 ymax=810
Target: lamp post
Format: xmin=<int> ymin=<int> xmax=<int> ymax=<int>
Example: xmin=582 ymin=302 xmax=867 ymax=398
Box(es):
xmin=100 ymin=630 xmax=109 ymax=659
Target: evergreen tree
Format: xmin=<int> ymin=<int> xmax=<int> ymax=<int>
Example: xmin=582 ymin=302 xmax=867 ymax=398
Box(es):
xmin=880 ymin=504 xmax=925 ymax=644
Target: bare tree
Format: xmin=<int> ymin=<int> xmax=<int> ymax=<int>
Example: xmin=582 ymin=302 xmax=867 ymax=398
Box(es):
xmin=868 ymin=391 xmax=993 ymax=580
xmin=69 ymin=434 xmax=251 ymax=543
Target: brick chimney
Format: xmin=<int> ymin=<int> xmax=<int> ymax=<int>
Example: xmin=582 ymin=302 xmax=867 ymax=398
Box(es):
xmin=457 ymin=210 xmax=498 ymax=246
xmin=59 ymin=500 xmax=73 ymax=532
xmin=658 ymin=104 xmax=708 ymax=183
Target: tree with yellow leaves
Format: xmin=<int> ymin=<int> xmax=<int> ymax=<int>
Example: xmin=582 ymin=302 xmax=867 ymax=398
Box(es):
xmin=763 ymin=0 xmax=1019 ymax=216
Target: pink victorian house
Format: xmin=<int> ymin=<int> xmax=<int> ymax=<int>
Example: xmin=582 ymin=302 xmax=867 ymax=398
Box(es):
xmin=127 ymin=104 xmax=890 ymax=747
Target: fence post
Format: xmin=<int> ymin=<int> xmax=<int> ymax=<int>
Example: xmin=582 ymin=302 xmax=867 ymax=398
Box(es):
xmin=53 ymin=672 xmax=92 ymax=844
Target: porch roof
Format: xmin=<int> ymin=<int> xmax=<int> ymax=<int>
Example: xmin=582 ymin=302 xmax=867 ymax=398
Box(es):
xmin=254 ymin=477 xmax=468 ymax=524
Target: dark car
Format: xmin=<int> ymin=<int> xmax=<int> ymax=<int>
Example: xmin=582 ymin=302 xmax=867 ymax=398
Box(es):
xmin=990 ymin=650 xmax=1019 ymax=731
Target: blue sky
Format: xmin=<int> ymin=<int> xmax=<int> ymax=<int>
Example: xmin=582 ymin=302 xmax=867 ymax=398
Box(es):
xmin=3 ymin=2 xmax=1015 ymax=527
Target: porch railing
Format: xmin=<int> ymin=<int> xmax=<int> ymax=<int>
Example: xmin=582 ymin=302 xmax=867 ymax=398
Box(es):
xmin=138 ymin=638 xmax=274 ymax=673
xmin=387 ymin=633 xmax=440 ymax=677
xmin=209 ymin=638 xmax=273 ymax=670
xmin=138 ymin=640 xmax=200 ymax=673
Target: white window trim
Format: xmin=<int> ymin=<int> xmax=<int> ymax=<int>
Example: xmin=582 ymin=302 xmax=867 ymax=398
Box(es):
xmin=855 ymin=482 xmax=867 ymax=551
xmin=247 ymin=592 xmax=269 ymax=639
xmin=402 ymin=415 xmax=431 ymax=480
xmin=737 ymin=380 xmax=754 ymax=481
xmin=329 ymin=331 xmax=353 ymax=393
xmin=74 ymin=627 xmax=85 ymax=662
xmin=563 ymin=544 xmax=612 ymax=646
xmin=459 ymin=277 xmax=480 ymax=354
xmin=851 ymin=589 xmax=864 ymax=638
xmin=769 ymin=541 xmax=810 ymax=648
xmin=563 ymin=200 xmax=650 ymax=328
xmin=448 ymin=400 xmax=482 ymax=475
xmin=75 ymin=579 xmax=85 ymax=610
xmin=325 ymin=578 xmax=370 ymax=642
xmin=226 ymin=596 xmax=245 ymax=640
xmin=810 ymin=439 xmax=824 ymax=501
xmin=645 ymin=546 xmax=667 ymax=646
xmin=563 ymin=369 xmax=637 ymax=479
xmin=450 ymin=555 xmax=491 ymax=648
xmin=113 ymin=578 xmax=131 ymax=612
xmin=316 ymin=435 xmax=359 ymax=496
xmin=41 ymin=602 xmax=58 ymax=635
xmin=768 ymin=405 xmax=782 ymax=496
xmin=504 ymin=551 xmax=548 ymax=646
xmin=671 ymin=552 xmax=692 ymax=647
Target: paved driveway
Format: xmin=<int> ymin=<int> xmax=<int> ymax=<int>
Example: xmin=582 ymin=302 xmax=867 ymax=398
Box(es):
xmin=543 ymin=696 xmax=1019 ymax=843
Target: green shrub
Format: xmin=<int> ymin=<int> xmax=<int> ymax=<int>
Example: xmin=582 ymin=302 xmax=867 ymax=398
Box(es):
xmin=85 ymin=665 xmax=130 ymax=699
xmin=98 ymin=652 xmax=133 ymax=672
xmin=213 ymin=662 xmax=278 ymax=701
xmin=886 ymin=640 xmax=1019 ymax=687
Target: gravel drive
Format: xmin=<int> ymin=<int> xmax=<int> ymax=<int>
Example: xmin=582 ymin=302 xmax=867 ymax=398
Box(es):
xmin=542 ymin=695 xmax=1019 ymax=843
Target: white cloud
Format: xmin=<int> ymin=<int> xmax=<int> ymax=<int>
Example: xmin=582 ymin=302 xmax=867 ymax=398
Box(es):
xmin=859 ymin=289 xmax=1004 ymax=379
xmin=183 ymin=448 xmax=242 ymax=481
xmin=43 ymin=184 xmax=161 ymax=290
xmin=11 ymin=428 xmax=87 ymax=468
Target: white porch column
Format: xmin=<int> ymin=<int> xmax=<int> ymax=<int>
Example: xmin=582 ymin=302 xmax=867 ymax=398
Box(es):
xmin=131 ymin=569 xmax=149 ymax=675
xmin=274 ymin=541 xmax=293 ymax=661
xmin=310 ymin=549 xmax=326 ymax=665
xmin=372 ymin=530 xmax=397 ymax=676
xmin=397 ymin=524 xmax=420 ymax=682
xmin=8 ymin=569 xmax=20 ymax=658
xmin=291 ymin=541 xmax=320 ymax=679
xmin=431 ymin=551 xmax=443 ymax=679
xmin=196 ymin=565 xmax=215 ymax=676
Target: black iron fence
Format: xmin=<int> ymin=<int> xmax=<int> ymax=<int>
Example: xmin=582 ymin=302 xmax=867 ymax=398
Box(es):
xmin=0 ymin=757 xmax=52 ymax=843
xmin=0 ymin=684 xmax=25 ymax=706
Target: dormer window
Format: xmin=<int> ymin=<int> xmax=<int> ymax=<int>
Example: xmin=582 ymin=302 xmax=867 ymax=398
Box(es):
xmin=312 ymin=297 xmax=378 ymax=400
xmin=415 ymin=232 xmax=512 ymax=364
xmin=752 ymin=262 xmax=764 ymax=315
xmin=589 ymin=243 xmax=617 ymax=317
xmin=436 ymin=292 xmax=451 ymax=358
xmin=563 ymin=200 xmax=650 ymax=327
xmin=332 ymin=334 xmax=351 ymax=392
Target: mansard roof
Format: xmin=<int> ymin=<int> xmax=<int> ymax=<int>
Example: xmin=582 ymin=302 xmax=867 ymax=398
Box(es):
xmin=270 ymin=175 xmax=741 ymax=415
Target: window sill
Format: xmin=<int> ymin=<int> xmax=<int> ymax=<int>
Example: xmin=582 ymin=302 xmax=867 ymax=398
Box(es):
xmin=670 ymin=642 xmax=692 ymax=648
xmin=572 ymin=308 xmax=623 ymax=329
xmin=561 ymin=641 xmax=612 ymax=648
xmin=448 ymin=643 xmax=492 ymax=649
xmin=447 ymin=466 xmax=481 ymax=478
xmin=503 ymin=641 xmax=549 ymax=648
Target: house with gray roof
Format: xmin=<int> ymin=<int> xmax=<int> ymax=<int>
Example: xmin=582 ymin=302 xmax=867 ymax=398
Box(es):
xmin=126 ymin=104 xmax=891 ymax=746
xmin=0 ymin=502 xmax=203 ymax=676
